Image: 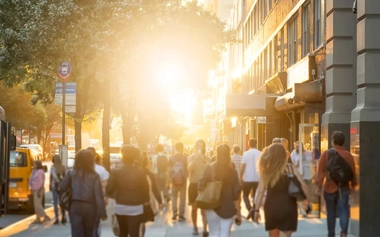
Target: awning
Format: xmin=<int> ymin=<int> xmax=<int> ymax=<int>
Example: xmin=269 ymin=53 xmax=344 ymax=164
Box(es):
xmin=274 ymin=92 xmax=305 ymax=111
xmin=225 ymin=94 xmax=275 ymax=117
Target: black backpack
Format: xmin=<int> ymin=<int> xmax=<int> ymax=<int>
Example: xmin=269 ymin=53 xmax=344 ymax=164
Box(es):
xmin=156 ymin=154 xmax=168 ymax=177
xmin=326 ymin=149 xmax=354 ymax=187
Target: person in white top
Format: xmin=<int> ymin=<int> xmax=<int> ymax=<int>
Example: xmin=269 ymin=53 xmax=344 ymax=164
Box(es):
xmin=240 ymin=138 xmax=262 ymax=220
xmin=87 ymin=147 xmax=110 ymax=237
xmin=290 ymin=142 xmax=315 ymax=217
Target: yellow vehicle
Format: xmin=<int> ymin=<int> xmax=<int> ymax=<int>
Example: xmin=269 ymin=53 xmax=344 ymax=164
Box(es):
xmin=8 ymin=147 xmax=44 ymax=213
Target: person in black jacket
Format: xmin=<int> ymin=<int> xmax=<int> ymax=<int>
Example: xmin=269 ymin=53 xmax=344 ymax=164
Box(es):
xmin=60 ymin=149 xmax=107 ymax=237
xmin=106 ymin=145 xmax=150 ymax=237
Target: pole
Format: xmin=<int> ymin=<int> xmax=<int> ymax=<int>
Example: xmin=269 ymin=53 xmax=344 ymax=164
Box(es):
xmin=62 ymin=80 xmax=66 ymax=145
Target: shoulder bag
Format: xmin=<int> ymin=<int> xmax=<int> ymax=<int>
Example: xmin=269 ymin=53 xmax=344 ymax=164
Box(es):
xmin=195 ymin=164 xmax=222 ymax=210
xmin=287 ymin=164 xmax=306 ymax=201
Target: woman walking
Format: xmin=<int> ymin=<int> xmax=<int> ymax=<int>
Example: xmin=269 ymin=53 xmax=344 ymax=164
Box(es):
xmin=106 ymin=145 xmax=150 ymax=237
xmin=254 ymin=143 xmax=312 ymax=237
xmin=50 ymin=154 xmax=67 ymax=224
xmin=199 ymin=144 xmax=241 ymax=237
xmin=30 ymin=160 xmax=50 ymax=224
xmin=60 ymin=149 xmax=107 ymax=237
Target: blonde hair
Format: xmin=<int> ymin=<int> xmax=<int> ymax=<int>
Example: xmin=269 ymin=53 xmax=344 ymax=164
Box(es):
xmin=258 ymin=143 xmax=288 ymax=188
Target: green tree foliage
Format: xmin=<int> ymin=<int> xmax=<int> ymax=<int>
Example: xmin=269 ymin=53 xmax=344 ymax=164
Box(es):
xmin=0 ymin=0 xmax=233 ymax=153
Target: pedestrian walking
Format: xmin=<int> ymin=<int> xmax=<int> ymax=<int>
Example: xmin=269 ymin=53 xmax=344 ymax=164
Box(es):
xmin=169 ymin=142 xmax=188 ymax=221
xmin=30 ymin=160 xmax=50 ymax=224
xmin=254 ymin=143 xmax=312 ymax=237
xmin=240 ymin=138 xmax=261 ymax=220
xmin=87 ymin=147 xmax=110 ymax=237
xmin=106 ymin=145 xmax=150 ymax=237
xmin=188 ymin=139 xmax=210 ymax=236
xmin=151 ymin=144 xmax=170 ymax=203
xmin=231 ymin=145 xmax=243 ymax=215
xmin=316 ymin=131 xmax=357 ymax=237
xmin=60 ymin=149 xmax=107 ymax=237
xmin=291 ymin=142 xmax=315 ymax=217
xmin=50 ymin=154 xmax=67 ymax=225
xmin=199 ymin=144 xmax=241 ymax=237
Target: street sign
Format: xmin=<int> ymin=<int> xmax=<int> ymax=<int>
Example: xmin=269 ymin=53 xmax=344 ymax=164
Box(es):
xmin=58 ymin=61 xmax=71 ymax=80
xmin=65 ymin=105 xmax=76 ymax=113
xmin=55 ymin=82 xmax=76 ymax=106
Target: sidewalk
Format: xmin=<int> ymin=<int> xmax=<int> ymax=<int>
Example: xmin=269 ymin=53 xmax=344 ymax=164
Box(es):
xmin=0 ymin=204 xmax=356 ymax=237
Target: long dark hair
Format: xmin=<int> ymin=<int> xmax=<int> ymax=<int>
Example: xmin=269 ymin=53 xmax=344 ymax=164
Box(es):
xmin=34 ymin=160 xmax=43 ymax=170
xmin=215 ymin=144 xmax=232 ymax=181
xmin=52 ymin=154 xmax=65 ymax=174
xmin=73 ymin=149 xmax=95 ymax=173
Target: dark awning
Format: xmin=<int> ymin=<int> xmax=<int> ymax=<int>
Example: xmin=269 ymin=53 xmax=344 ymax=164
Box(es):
xmin=225 ymin=94 xmax=275 ymax=117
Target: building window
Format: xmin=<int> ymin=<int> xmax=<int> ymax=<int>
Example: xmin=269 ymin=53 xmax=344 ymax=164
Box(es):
xmin=288 ymin=17 xmax=298 ymax=66
xmin=314 ymin=0 xmax=324 ymax=49
xmin=274 ymin=36 xmax=278 ymax=73
xmin=263 ymin=0 xmax=268 ymax=19
xmin=264 ymin=48 xmax=268 ymax=82
xmin=302 ymin=4 xmax=310 ymax=57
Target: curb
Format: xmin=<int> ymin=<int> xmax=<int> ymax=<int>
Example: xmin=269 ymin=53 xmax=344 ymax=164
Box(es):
xmin=0 ymin=207 xmax=54 ymax=232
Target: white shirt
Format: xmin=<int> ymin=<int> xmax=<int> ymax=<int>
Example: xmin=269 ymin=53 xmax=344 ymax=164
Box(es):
xmin=242 ymin=148 xmax=262 ymax=182
xmin=95 ymin=164 xmax=110 ymax=181
xmin=290 ymin=150 xmax=314 ymax=180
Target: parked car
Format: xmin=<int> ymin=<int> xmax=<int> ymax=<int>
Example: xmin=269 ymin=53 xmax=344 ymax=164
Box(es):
xmin=20 ymin=144 xmax=43 ymax=159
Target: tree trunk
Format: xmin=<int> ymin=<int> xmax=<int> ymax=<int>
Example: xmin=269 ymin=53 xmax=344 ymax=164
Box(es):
xmin=102 ymin=81 xmax=111 ymax=172
xmin=74 ymin=119 xmax=82 ymax=152
xmin=120 ymin=108 xmax=130 ymax=144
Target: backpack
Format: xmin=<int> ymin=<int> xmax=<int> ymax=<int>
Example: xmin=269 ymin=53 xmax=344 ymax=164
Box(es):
xmin=156 ymin=154 xmax=168 ymax=177
xmin=326 ymin=149 xmax=354 ymax=187
xmin=171 ymin=157 xmax=186 ymax=186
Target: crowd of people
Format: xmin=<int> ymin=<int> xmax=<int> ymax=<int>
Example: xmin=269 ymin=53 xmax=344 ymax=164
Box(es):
xmin=27 ymin=130 xmax=357 ymax=237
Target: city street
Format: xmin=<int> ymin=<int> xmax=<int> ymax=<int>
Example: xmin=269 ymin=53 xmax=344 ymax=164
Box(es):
xmin=0 ymin=162 xmax=53 ymax=229
xmin=0 ymin=200 xmax=355 ymax=237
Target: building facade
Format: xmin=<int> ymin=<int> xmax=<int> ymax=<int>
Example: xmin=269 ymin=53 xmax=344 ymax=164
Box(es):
xmin=221 ymin=0 xmax=380 ymax=236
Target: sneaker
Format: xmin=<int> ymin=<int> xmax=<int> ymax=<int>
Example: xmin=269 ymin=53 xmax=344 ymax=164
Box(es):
xmin=192 ymin=227 xmax=198 ymax=235
xmin=61 ymin=217 xmax=67 ymax=225
xmin=178 ymin=216 xmax=186 ymax=221
xmin=202 ymin=231 xmax=209 ymax=237
xmin=54 ymin=219 xmax=59 ymax=225
xmin=172 ymin=215 xmax=177 ymax=221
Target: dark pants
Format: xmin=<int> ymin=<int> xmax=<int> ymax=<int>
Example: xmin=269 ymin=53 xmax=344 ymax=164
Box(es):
xmin=243 ymin=182 xmax=258 ymax=211
xmin=69 ymin=201 xmax=97 ymax=237
xmin=116 ymin=214 xmax=144 ymax=237
xmin=324 ymin=187 xmax=350 ymax=237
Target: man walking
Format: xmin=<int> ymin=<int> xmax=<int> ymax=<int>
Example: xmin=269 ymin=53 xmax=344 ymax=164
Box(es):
xmin=188 ymin=140 xmax=209 ymax=236
xmin=152 ymin=144 xmax=170 ymax=203
xmin=316 ymin=131 xmax=357 ymax=237
xmin=169 ymin=142 xmax=188 ymax=221
xmin=231 ymin=145 xmax=242 ymax=214
xmin=240 ymin=138 xmax=261 ymax=220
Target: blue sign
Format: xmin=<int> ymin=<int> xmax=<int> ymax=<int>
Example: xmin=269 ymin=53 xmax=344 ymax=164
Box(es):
xmin=58 ymin=61 xmax=71 ymax=79
xmin=55 ymin=82 xmax=76 ymax=94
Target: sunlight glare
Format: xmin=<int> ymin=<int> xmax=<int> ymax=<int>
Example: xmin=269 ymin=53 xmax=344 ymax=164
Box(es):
xmin=169 ymin=90 xmax=195 ymax=122
xmin=157 ymin=63 xmax=181 ymax=86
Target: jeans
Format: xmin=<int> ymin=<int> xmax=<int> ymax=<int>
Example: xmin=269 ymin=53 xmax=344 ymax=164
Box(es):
xmin=243 ymin=182 xmax=258 ymax=211
xmin=205 ymin=210 xmax=233 ymax=237
xmin=52 ymin=189 xmax=66 ymax=221
xmin=172 ymin=183 xmax=187 ymax=217
xmin=116 ymin=214 xmax=144 ymax=237
xmin=69 ymin=201 xmax=97 ymax=237
xmin=324 ymin=187 xmax=350 ymax=237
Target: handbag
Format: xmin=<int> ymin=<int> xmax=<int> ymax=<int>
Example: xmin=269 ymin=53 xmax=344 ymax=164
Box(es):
xmin=287 ymin=164 xmax=306 ymax=201
xmin=196 ymin=165 xmax=222 ymax=210
xmin=111 ymin=214 xmax=120 ymax=236
xmin=60 ymin=171 xmax=72 ymax=210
